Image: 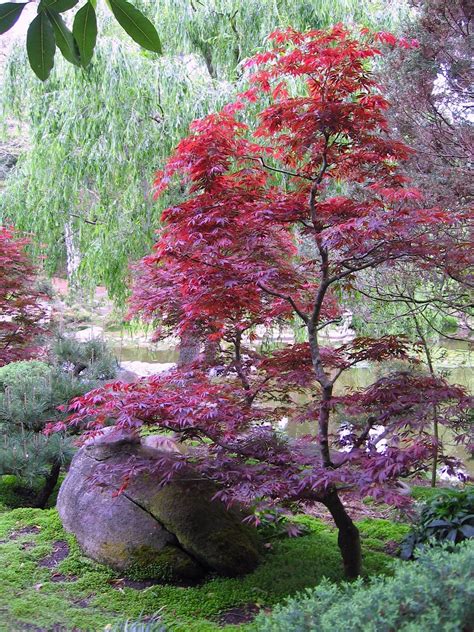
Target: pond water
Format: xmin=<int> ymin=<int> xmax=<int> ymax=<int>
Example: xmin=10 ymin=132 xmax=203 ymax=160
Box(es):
xmin=109 ymin=335 xmax=473 ymax=476
xmin=112 ymin=340 xmax=473 ymax=391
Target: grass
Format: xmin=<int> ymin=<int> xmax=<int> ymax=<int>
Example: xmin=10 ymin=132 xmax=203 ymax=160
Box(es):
xmin=0 ymin=504 xmax=410 ymax=632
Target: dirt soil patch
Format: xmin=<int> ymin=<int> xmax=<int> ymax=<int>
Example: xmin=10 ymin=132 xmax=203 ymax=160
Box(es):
xmin=108 ymin=577 xmax=164 ymax=590
xmin=304 ymin=497 xmax=394 ymax=523
xmin=38 ymin=540 xmax=69 ymax=568
xmin=216 ymin=603 xmax=261 ymax=626
xmin=50 ymin=571 xmax=77 ymax=583
xmin=8 ymin=525 xmax=41 ymax=540
xmin=13 ymin=624 xmax=81 ymax=632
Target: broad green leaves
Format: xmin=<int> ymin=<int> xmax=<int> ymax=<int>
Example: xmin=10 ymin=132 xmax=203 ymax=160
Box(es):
xmin=0 ymin=0 xmax=162 ymax=80
xmin=73 ymin=2 xmax=97 ymax=67
xmin=39 ymin=0 xmax=80 ymax=11
xmin=108 ymin=0 xmax=161 ymax=53
xmin=27 ymin=12 xmax=56 ymax=81
xmin=0 ymin=2 xmax=27 ymax=35
xmin=48 ymin=10 xmax=80 ymax=66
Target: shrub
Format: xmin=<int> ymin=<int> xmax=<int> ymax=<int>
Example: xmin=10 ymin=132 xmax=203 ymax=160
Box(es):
xmin=0 ymin=370 xmax=81 ymax=507
xmin=0 ymin=338 xmax=117 ymax=508
xmin=53 ymin=336 xmax=118 ymax=381
xmin=255 ymin=541 xmax=474 ymax=632
xmin=400 ymin=487 xmax=474 ymax=559
xmin=0 ymin=360 xmax=53 ymax=391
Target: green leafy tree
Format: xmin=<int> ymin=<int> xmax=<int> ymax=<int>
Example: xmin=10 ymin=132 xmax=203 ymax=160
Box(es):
xmin=0 ymin=0 xmax=162 ymax=79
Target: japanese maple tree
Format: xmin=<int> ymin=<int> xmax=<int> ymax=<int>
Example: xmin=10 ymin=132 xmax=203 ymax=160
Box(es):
xmin=0 ymin=226 xmax=47 ymax=366
xmin=56 ymin=26 xmax=471 ymax=578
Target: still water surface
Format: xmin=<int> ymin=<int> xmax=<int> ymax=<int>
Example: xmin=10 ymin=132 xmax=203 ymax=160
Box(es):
xmin=111 ymin=338 xmax=473 ymax=475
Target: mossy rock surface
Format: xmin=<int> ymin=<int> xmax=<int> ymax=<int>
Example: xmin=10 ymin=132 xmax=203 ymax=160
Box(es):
xmin=133 ymin=473 xmax=260 ymax=577
xmin=57 ymin=432 xmax=260 ymax=582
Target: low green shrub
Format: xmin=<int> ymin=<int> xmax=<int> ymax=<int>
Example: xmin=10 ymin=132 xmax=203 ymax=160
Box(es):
xmin=400 ymin=487 xmax=474 ymax=559
xmin=53 ymin=335 xmax=118 ymax=381
xmin=410 ymin=485 xmax=446 ymax=502
xmin=0 ymin=360 xmax=52 ymax=391
xmin=255 ymin=540 xmax=474 ymax=632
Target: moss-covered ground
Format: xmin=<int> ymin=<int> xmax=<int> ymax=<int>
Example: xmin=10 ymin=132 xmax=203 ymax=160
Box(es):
xmin=0 ymin=500 xmax=410 ymax=632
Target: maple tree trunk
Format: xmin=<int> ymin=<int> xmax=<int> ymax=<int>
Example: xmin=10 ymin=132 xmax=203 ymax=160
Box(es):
xmin=322 ymin=489 xmax=362 ymax=579
xmin=431 ymin=403 xmax=440 ymax=488
xmin=412 ymin=316 xmax=439 ymax=487
xmin=178 ymin=328 xmax=201 ymax=367
xmin=203 ymin=338 xmax=219 ymax=365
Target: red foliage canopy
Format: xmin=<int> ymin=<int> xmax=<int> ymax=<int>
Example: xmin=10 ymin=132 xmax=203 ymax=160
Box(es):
xmin=0 ymin=227 xmax=46 ymax=366
xmin=56 ymin=26 xmax=472 ymax=577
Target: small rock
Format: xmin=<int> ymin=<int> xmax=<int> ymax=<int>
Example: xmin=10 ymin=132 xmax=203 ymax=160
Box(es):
xmin=72 ymin=326 xmax=104 ymax=342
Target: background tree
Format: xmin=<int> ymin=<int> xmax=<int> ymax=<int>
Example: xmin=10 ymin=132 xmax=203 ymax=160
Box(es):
xmin=0 ymin=0 xmax=407 ymax=299
xmin=348 ymin=263 xmax=473 ymax=486
xmin=141 ymin=0 xmax=404 ymax=81
xmin=349 ymin=0 xmax=474 ymax=483
xmin=1 ymin=43 xmax=232 ymax=299
xmin=54 ymin=26 xmax=472 ymax=578
xmin=0 ymin=226 xmax=46 ymax=366
xmin=382 ymin=0 xmax=473 ymax=210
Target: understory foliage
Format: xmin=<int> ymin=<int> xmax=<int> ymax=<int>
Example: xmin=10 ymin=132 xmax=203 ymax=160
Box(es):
xmin=400 ymin=487 xmax=474 ymax=559
xmin=53 ymin=26 xmax=472 ymax=578
xmin=255 ymin=540 xmax=474 ymax=632
xmin=0 ymin=340 xmax=117 ymax=508
xmin=0 ymin=226 xmax=46 ymax=366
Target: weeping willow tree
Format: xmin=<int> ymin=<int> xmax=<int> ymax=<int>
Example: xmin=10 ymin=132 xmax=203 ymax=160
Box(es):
xmin=1 ymin=41 xmax=232 ymax=300
xmin=0 ymin=0 xmax=405 ymax=300
xmin=143 ymin=0 xmax=406 ymax=80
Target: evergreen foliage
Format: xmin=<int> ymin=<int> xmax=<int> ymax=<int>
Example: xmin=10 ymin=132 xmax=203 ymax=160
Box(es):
xmin=53 ymin=335 xmax=118 ymax=380
xmin=255 ymin=540 xmax=474 ymax=632
xmin=0 ymin=360 xmax=53 ymax=390
xmin=0 ymin=338 xmax=117 ymax=507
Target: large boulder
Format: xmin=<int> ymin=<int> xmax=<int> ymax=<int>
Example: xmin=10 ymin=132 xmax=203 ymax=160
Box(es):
xmin=57 ymin=432 xmax=260 ymax=582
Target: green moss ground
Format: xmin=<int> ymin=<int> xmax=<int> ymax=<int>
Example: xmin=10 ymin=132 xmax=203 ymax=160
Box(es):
xmin=0 ymin=504 xmax=410 ymax=632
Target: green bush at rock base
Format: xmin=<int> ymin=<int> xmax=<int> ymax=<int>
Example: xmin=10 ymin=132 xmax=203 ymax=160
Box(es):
xmin=255 ymin=540 xmax=474 ymax=632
